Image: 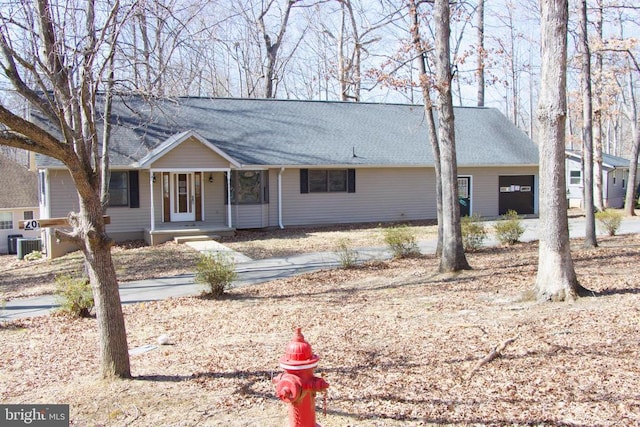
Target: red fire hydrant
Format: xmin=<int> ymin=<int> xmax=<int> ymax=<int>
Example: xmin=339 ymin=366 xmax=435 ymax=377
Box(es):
xmin=274 ymin=327 xmax=329 ymax=427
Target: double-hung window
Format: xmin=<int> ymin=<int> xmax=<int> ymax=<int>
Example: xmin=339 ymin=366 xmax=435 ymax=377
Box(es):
xmin=0 ymin=212 xmax=12 ymax=230
xmin=300 ymin=169 xmax=356 ymax=193
xmin=569 ymin=170 xmax=581 ymax=185
xmin=108 ymin=171 xmax=129 ymax=206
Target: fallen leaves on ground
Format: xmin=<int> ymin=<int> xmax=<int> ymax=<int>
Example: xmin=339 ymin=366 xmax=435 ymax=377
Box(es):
xmin=2 ymin=234 xmax=640 ymax=426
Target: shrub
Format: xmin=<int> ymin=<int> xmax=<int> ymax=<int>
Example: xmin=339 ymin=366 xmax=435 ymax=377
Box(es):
xmin=383 ymin=225 xmax=420 ymax=258
xmin=335 ymin=238 xmax=359 ymax=269
xmin=24 ymin=250 xmax=43 ymax=261
xmin=55 ymin=273 xmax=94 ymax=318
xmin=494 ymin=210 xmax=524 ymax=245
xmin=195 ymin=252 xmax=238 ymax=298
xmin=595 ymin=209 xmax=623 ymax=236
xmin=461 ymin=214 xmax=487 ymax=251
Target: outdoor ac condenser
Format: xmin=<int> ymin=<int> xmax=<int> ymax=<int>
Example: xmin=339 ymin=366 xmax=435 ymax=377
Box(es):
xmin=17 ymin=237 xmax=42 ymax=260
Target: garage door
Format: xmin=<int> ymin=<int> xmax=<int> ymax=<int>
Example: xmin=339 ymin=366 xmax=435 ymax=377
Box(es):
xmin=499 ymin=175 xmax=534 ymax=215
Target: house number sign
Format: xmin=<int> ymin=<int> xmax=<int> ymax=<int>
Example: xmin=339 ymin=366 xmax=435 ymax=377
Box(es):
xmin=23 ymin=219 xmax=40 ymax=230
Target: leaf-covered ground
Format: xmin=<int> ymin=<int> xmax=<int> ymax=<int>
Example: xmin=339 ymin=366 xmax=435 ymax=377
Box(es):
xmin=1 ymin=234 xmax=639 ymax=426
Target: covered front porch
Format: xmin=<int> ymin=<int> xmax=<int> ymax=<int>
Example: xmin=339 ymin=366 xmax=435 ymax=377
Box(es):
xmin=146 ymin=168 xmax=233 ymax=245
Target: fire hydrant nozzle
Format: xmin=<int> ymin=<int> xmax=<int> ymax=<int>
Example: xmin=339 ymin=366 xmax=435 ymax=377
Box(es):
xmin=274 ymin=328 xmax=329 ymax=427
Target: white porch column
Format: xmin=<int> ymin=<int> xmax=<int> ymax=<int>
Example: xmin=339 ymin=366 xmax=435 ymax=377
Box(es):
xmin=226 ymin=169 xmax=232 ymax=228
xmin=150 ymin=171 xmax=155 ymax=231
xmin=278 ymin=167 xmax=284 ymax=229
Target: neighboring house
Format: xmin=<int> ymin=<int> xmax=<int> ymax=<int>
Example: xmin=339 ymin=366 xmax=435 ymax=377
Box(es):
xmin=565 ymin=150 xmax=639 ymax=209
xmin=34 ymin=97 xmax=539 ymax=258
xmin=0 ymin=154 xmax=40 ymax=254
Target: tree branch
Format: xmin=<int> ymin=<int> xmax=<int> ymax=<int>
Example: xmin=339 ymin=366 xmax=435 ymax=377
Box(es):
xmin=466 ymin=334 xmax=520 ymax=380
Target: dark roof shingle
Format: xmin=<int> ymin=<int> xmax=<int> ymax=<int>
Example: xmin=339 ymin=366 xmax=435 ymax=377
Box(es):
xmin=0 ymin=154 xmax=39 ymax=208
xmin=35 ymin=97 xmax=539 ymax=168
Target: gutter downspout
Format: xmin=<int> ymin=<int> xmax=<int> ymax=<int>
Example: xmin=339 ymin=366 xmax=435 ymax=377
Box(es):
xmin=150 ymin=171 xmax=155 ymax=231
xmin=227 ymin=169 xmax=232 ymax=228
xmin=278 ymin=167 xmax=285 ymax=229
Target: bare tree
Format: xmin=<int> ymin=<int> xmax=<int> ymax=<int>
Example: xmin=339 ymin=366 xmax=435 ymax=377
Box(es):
xmin=0 ymin=0 xmax=131 ymax=377
xmin=578 ymin=0 xmax=597 ymax=247
xmin=592 ymin=0 xmax=607 ymax=211
xmin=620 ymin=53 xmax=640 ymax=216
xmin=434 ymin=0 xmax=471 ymax=272
xmin=408 ymin=0 xmax=443 ymax=257
xmin=257 ymin=0 xmax=298 ymax=98
xmin=534 ymin=0 xmax=586 ymax=301
xmin=477 ymin=0 xmax=485 ymax=107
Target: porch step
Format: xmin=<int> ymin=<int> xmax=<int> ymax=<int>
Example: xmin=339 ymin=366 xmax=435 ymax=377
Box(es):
xmin=174 ymin=235 xmax=220 ymax=244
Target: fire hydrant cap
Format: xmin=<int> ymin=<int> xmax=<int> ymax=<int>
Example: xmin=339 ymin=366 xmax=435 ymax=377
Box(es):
xmin=279 ymin=327 xmax=320 ymax=368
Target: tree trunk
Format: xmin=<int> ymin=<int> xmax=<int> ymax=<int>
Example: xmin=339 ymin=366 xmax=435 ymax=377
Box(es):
xmin=434 ymin=0 xmax=470 ymax=272
xmin=68 ymin=177 xmax=131 ymax=379
xmin=477 ymin=0 xmax=485 ymax=107
xmin=84 ymin=232 xmax=131 ymax=378
xmin=624 ymin=124 xmax=640 ymax=216
xmin=578 ymin=0 xmax=597 ymax=247
xmin=534 ymin=0 xmax=584 ymax=302
xmin=409 ymin=0 xmax=443 ymax=257
xmin=593 ymin=1 xmax=605 ymax=211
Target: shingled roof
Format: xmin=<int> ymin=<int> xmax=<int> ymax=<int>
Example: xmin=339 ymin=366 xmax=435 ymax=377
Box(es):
xmin=0 ymin=154 xmax=38 ymax=208
xmin=35 ymin=96 xmax=539 ymax=168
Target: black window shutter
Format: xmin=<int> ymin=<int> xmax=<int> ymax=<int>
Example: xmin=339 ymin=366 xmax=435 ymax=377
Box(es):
xmin=300 ymin=169 xmax=309 ymax=193
xmin=129 ymin=171 xmax=140 ymax=208
xmin=347 ymin=169 xmax=356 ymax=193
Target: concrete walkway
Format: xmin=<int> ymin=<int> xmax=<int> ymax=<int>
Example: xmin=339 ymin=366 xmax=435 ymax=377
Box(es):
xmin=3 ymin=216 xmax=640 ymax=321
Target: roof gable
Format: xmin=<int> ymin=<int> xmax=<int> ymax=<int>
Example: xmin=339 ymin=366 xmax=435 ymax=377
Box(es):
xmin=137 ymin=130 xmax=240 ymax=168
xmin=566 ymin=149 xmax=635 ymax=170
xmin=0 ymin=154 xmax=38 ymax=208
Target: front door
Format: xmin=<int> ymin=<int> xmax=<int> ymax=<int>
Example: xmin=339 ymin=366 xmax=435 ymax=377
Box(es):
xmin=458 ymin=176 xmax=471 ymax=217
xmin=170 ymin=173 xmax=195 ymax=221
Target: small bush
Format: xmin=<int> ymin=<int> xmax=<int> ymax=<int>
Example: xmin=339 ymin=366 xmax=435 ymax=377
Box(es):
xmin=461 ymin=214 xmax=487 ymax=251
xmin=335 ymin=238 xmax=359 ymax=269
xmin=494 ymin=210 xmax=524 ymax=245
xmin=383 ymin=225 xmax=420 ymax=258
xmin=595 ymin=209 xmax=623 ymax=236
xmin=195 ymin=252 xmax=238 ymax=298
xmin=55 ymin=273 xmax=94 ymax=318
xmin=24 ymin=250 xmax=43 ymax=261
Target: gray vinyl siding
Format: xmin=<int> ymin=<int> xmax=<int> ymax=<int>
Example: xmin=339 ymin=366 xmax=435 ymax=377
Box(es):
xmin=203 ymin=173 xmax=227 ymax=225
xmin=48 ymin=170 xmax=80 ymax=216
xmin=605 ymin=169 xmax=626 ymax=208
xmin=279 ymin=168 xmax=437 ymax=226
xmin=462 ymin=166 xmax=538 ymax=217
xmin=274 ymin=166 xmax=537 ymax=227
xmin=232 ymin=204 xmax=269 ymax=228
xmin=47 ymin=169 xmax=150 ymax=234
xmin=150 ymin=137 xmax=231 ymax=169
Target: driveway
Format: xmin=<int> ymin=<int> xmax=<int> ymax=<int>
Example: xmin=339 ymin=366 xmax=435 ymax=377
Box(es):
xmin=3 ymin=216 xmax=640 ymax=321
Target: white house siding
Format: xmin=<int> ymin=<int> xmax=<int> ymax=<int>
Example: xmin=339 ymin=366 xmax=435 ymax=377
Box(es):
xmin=565 ymin=155 xmax=631 ymax=209
xmin=277 ymin=167 xmax=437 ymax=227
xmin=460 ymin=166 xmax=538 ymax=217
xmin=151 ymin=137 xmax=232 ymax=169
xmin=565 ymin=157 xmax=583 ymax=208
xmin=605 ymin=169 xmax=627 ymax=208
xmin=0 ymin=208 xmax=40 ymax=254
